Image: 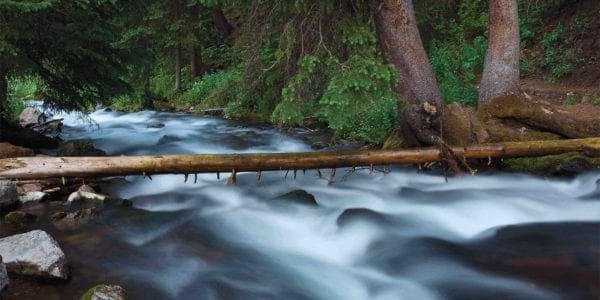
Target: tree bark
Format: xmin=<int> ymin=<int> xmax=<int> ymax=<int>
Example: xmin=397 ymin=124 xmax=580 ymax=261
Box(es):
xmin=0 ymin=62 xmax=7 ymax=123
xmin=480 ymin=96 xmax=600 ymax=139
xmin=212 ymin=6 xmax=233 ymax=37
xmin=479 ymin=0 xmax=521 ymax=103
xmin=1 ymin=138 xmax=598 ymax=180
xmin=173 ymin=0 xmax=182 ymax=92
xmin=175 ymin=44 xmax=182 ymax=91
xmin=370 ymin=0 xmax=445 ymax=145
xmin=0 ymin=67 xmax=8 ymax=124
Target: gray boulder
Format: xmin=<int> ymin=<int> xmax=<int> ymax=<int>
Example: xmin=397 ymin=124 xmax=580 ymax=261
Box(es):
xmin=58 ymin=139 xmax=106 ymax=156
xmin=0 ymin=180 xmax=19 ymax=210
xmin=0 ymin=256 xmax=8 ymax=291
xmin=19 ymin=107 xmax=46 ymax=127
xmin=19 ymin=191 xmax=48 ymax=204
xmin=81 ymin=284 xmax=127 ymax=300
xmin=0 ymin=230 xmax=68 ymax=280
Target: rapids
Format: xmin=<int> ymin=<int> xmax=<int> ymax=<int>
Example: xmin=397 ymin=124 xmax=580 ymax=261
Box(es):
xmin=6 ymin=107 xmax=600 ymax=299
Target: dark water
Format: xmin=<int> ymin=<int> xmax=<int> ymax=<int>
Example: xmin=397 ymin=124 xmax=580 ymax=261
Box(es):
xmin=3 ymin=108 xmax=600 ymax=299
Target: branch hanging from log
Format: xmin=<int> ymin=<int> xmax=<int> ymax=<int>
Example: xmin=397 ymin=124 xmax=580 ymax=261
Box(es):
xmin=0 ymin=138 xmax=598 ymax=180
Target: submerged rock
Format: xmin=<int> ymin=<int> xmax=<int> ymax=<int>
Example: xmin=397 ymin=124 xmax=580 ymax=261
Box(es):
xmin=146 ymin=122 xmax=165 ymax=128
xmin=52 ymin=207 xmax=101 ymax=230
xmin=0 ymin=230 xmax=68 ymax=280
xmin=4 ymin=211 xmax=37 ymax=228
xmin=272 ymin=190 xmax=318 ymax=206
xmin=58 ymin=139 xmax=106 ymax=156
xmin=0 ymin=256 xmax=8 ymax=291
xmin=0 ymin=180 xmax=19 ymax=210
xmin=80 ymin=284 xmax=127 ymax=300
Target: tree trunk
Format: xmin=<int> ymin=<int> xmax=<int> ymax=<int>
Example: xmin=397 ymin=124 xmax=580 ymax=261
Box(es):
xmin=173 ymin=0 xmax=182 ymax=92
xmin=0 ymin=63 xmax=7 ymax=123
xmin=190 ymin=46 xmax=209 ymax=78
xmin=370 ymin=0 xmax=445 ymax=145
xmin=479 ymin=0 xmax=521 ymax=103
xmin=141 ymin=66 xmax=154 ymax=109
xmin=1 ymin=138 xmax=598 ymax=180
xmin=174 ymin=44 xmax=182 ymax=91
xmin=212 ymin=6 xmax=233 ymax=37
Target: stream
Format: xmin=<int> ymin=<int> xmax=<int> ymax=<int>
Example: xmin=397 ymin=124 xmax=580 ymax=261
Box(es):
xmin=5 ymin=108 xmax=600 ymax=299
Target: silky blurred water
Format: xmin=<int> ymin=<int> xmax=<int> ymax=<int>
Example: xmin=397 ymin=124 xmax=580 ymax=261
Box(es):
xmin=12 ymin=107 xmax=600 ymax=299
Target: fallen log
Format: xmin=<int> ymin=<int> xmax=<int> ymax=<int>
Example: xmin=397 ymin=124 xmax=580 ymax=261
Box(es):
xmin=0 ymin=138 xmax=598 ymax=180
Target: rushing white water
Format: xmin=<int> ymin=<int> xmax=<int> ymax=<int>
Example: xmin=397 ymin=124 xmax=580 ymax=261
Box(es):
xmin=35 ymin=108 xmax=600 ymax=299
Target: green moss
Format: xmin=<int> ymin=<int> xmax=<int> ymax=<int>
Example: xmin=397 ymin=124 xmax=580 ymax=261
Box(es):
xmin=503 ymin=152 xmax=600 ymax=175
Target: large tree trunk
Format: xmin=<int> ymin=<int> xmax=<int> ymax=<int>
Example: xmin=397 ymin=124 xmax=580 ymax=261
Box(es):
xmin=479 ymin=0 xmax=521 ymax=103
xmin=370 ymin=0 xmax=445 ymax=145
xmin=1 ymin=138 xmax=598 ymax=180
xmin=212 ymin=6 xmax=234 ymax=37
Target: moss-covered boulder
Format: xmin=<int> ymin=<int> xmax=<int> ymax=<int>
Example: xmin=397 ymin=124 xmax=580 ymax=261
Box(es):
xmin=503 ymin=152 xmax=600 ymax=176
xmin=4 ymin=211 xmax=37 ymax=228
xmin=80 ymin=284 xmax=127 ymax=300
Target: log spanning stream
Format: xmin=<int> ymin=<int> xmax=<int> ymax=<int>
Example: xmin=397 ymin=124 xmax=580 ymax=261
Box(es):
xmin=4 ymin=108 xmax=600 ymax=299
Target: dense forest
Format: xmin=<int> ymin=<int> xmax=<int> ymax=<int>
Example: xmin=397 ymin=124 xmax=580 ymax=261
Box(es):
xmin=1 ymin=1 xmax=600 ymax=299
xmin=1 ymin=0 xmax=599 ymax=146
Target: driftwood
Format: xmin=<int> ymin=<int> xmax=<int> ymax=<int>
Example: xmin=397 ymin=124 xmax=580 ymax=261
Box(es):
xmin=0 ymin=138 xmax=598 ymax=180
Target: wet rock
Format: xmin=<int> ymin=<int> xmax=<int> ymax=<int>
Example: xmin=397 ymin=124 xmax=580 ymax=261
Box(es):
xmin=78 ymin=184 xmax=96 ymax=193
xmin=52 ymin=207 xmax=101 ymax=230
xmin=0 ymin=256 xmax=8 ymax=291
xmin=19 ymin=191 xmax=48 ymax=204
xmin=0 ymin=143 xmax=35 ymax=159
xmin=157 ymin=135 xmax=179 ymax=145
xmin=4 ymin=211 xmax=37 ymax=227
xmin=310 ymin=141 xmax=328 ymax=150
xmin=58 ymin=139 xmax=106 ymax=156
xmin=146 ymin=122 xmax=165 ymax=128
xmin=0 ymin=180 xmax=19 ymax=210
xmin=557 ymin=157 xmax=594 ymax=176
xmin=67 ymin=191 xmax=108 ymax=205
xmin=121 ymin=199 xmax=133 ymax=207
xmin=103 ymin=108 xmax=113 ymax=112
xmin=336 ymin=208 xmax=397 ymax=227
xmin=20 ymin=183 xmax=43 ymax=193
xmin=81 ymin=284 xmax=127 ymax=300
xmin=272 ymin=190 xmax=318 ymax=206
xmin=457 ymin=222 xmax=600 ymax=299
xmin=0 ymin=230 xmax=68 ymax=280
xmin=19 ymin=107 xmax=46 ymax=128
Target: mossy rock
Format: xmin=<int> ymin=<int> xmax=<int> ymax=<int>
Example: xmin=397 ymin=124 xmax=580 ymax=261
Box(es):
xmin=80 ymin=284 xmax=127 ymax=300
xmin=4 ymin=211 xmax=37 ymax=227
xmin=503 ymin=152 xmax=600 ymax=176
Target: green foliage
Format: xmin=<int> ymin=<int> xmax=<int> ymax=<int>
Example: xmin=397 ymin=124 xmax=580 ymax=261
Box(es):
xmin=110 ymin=94 xmax=142 ymax=112
xmin=429 ymin=36 xmax=486 ymax=105
xmin=1 ymin=75 xmax=46 ymax=121
xmin=539 ymin=25 xmax=583 ymax=82
xmin=563 ymin=92 xmax=576 ymax=105
xmin=8 ymin=75 xmax=45 ymax=101
xmin=179 ymin=70 xmax=240 ymax=108
xmin=425 ymin=0 xmax=487 ymax=106
xmin=319 ymin=54 xmax=399 ymax=143
xmin=0 ymin=0 xmax=133 ymax=113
